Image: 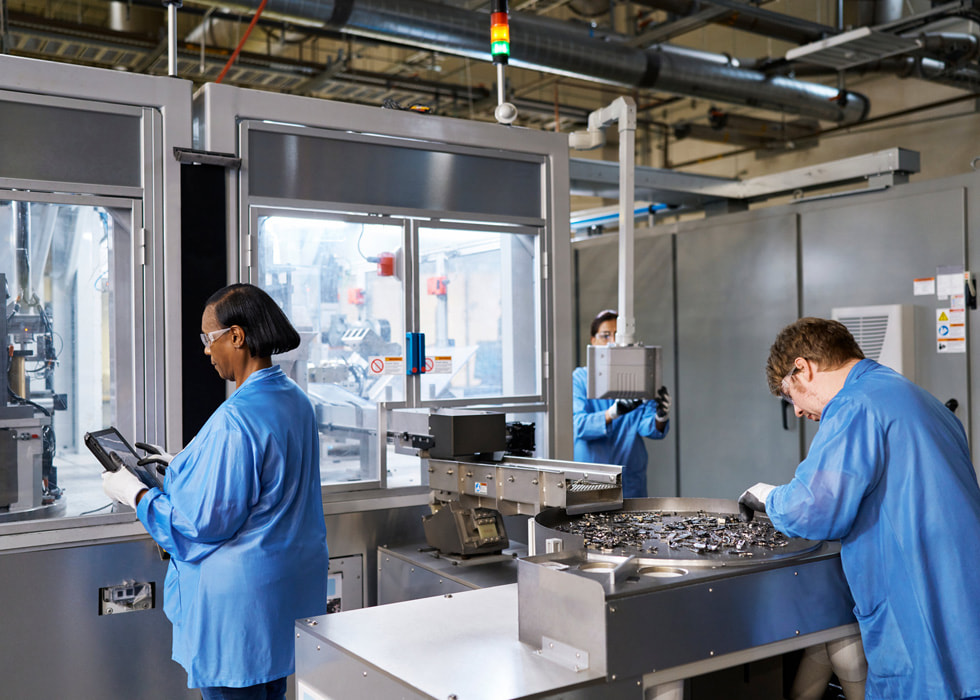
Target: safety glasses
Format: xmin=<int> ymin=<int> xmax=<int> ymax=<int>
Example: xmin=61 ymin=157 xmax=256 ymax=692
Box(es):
xmin=200 ymin=327 xmax=231 ymax=349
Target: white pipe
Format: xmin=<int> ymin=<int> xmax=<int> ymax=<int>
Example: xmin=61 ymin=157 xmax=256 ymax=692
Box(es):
xmin=569 ymin=96 xmax=638 ymax=345
xmin=167 ymin=2 xmax=179 ymax=77
xmin=616 ymin=98 xmax=636 ymax=346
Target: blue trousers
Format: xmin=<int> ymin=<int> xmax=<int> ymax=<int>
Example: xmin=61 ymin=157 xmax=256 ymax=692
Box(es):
xmin=200 ymin=677 xmax=286 ymax=700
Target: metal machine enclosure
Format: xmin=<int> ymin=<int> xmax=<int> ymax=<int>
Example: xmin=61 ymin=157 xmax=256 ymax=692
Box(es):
xmin=296 ymin=498 xmax=857 ymax=699
xmin=0 ymin=55 xmax=193 ymax=698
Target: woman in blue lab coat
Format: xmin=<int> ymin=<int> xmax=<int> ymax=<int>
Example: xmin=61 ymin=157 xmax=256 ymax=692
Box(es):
xmin=572 ymin=309 xmax=670 ymax=498
xmin=103 ymin=283 xmax=329 ymax=699
xmin=739 ymin=317 xmax=980 ymax=700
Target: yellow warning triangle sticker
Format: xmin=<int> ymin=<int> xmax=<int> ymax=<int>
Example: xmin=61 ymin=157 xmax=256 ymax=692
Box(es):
xmin=939 ymin=311 xmax=949 ymax=321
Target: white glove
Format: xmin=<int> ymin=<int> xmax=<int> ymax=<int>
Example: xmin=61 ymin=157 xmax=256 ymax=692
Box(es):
xmin=655 ymin=386 xmax=671 ymax=422
xmin=738 ymin=482 xmax=775 ymax=522
xmin=102 ymin=468 xmax=147 ymax=510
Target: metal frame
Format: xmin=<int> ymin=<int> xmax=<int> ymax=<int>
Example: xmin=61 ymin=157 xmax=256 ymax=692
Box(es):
xmin=195 ymin=82 xmax=572 ymax=474
xmin=0 ymin=57 xmax=191 ymax=456
xmin=0 ymin=57 xmax=191 ymax=539
xmin=570 ymin=147 xmax=921 ymax=221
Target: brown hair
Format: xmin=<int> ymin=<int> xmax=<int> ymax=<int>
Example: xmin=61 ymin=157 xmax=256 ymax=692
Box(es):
xmin=765 ymin=317 xmax=865 ymax=395
xmin=590 ymin=309 xmax=617 ymax=338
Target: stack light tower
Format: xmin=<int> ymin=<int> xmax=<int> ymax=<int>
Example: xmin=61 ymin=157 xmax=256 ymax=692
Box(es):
xmin=491 ymin=0 xmax=518 ymax=125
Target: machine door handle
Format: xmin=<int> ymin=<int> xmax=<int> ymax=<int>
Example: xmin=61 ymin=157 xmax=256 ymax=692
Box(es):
xmin=781 ymin=398 xmax=795 ymax=430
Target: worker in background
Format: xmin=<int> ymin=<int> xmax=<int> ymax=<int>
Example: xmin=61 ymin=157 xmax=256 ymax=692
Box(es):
xmin=738 ymin=317 xmax=980 ymax=699
xmin=573 ymin=309 xmax=670 ymax=498
xmin=102 ymin=283 xmax=329 ymax=700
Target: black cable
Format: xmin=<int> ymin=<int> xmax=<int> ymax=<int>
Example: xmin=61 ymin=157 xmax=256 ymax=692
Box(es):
xmin=80 ymin=502 xmax=114 ymax=516
xmin=6 ymin=385 xmax=51 ymax=417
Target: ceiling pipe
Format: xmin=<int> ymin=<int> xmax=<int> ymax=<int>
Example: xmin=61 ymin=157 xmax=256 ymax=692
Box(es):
xmin=775 ymin=35 xmax=980 ymax=93
xmin=209 ymin=0 xmax=869 ymax=123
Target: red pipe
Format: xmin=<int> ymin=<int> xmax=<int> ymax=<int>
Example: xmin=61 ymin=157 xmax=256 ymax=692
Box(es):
xmin=215 ymin=0 xmax=269 ymax=85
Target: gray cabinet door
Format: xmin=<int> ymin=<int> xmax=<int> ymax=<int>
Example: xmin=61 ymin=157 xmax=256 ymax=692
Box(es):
xmin=572 ymin=232 xmax=677 ymax=496
xmin=800 ymin=186 xmax=969 ymax=446
xmin=675 ymin=212 xmax=801 ymax=498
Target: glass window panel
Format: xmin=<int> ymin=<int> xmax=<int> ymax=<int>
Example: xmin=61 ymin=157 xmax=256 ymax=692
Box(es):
xmin=385 ymin=443 xmax=422 ymax=489
xmin=256 ymin=214 xmax=405 ymax=487
xmin=418 ymin=226 xmax=540 ymax=402
xmin=1 ymin=199 xmax=129 ymax=522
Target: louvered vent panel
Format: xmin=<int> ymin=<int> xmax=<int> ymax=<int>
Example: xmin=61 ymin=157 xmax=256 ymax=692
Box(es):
xmin=837 ymin=314 xmax=889 ymax=361
xmin=831 ymin=304 xmax=914 ymax=381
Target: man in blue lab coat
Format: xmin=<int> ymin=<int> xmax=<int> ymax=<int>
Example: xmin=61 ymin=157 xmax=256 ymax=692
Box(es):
xmin=739 ymin=317 xmax=980 ymax=699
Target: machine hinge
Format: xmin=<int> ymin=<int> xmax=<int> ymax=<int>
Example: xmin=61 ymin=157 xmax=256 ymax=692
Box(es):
xmin=246 ymin=232 xmax=253 ymax=270
xmin=139 ymin=227 xmax=148 ymax=266
xmin=541 ymin=251 xmax=548 ymax=280
xmin=543 ymin=350 xmax=550 ymax=380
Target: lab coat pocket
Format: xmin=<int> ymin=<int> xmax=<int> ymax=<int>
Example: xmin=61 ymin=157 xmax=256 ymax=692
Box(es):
xmin=163 ymin=559 xmax=181 ymax=620
xmin=854 ymin=600 xmax=912 ymax=678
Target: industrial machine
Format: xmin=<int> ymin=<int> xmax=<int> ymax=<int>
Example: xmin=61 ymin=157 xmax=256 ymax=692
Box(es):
xmin=522 ymin=499 xmax=858 ymax=690
xmin=1 ymin=236 xmax=66 ymax=521
xmin=297 ymin=497 xmax=859 ymax=699
xmin=387 ymin=407 xmax=622 ymax=556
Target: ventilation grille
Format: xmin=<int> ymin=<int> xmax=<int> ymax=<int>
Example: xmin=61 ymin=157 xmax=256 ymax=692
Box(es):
xmin=837 ymin=314 xmax=889 ymax=361
xmin=831 ymin=304 xmax=913 ymax=381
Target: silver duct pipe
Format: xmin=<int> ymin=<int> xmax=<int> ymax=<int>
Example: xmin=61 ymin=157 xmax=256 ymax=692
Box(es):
xmin=916 ymin=32 xmax=980 ymax=63
xmin=874 ymin=0 xmax=905 ymax=25
xmin=856 ymin=0 xmax=904 ymax=26
xmin=215 ymin=0 xmax=869 ymax=123
xmin=785 ymin=50 xmax=980 ymax=92
xmin=648 ymin=45 xmax=867 ymax=123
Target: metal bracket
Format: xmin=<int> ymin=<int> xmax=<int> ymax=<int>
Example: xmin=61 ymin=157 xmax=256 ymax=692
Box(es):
xmin=538 ymin=636 xmax=590 ymax=672
xmin=172 ymin=147 xmax=241 ymax=168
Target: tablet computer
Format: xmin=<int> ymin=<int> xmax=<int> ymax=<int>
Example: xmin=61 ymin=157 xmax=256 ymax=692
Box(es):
xmin=84 ymin=427 xmax=164 ymax=490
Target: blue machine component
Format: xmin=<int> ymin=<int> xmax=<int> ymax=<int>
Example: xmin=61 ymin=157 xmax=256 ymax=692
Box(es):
xmin=406 ymin=332 xmax=426 ymax=375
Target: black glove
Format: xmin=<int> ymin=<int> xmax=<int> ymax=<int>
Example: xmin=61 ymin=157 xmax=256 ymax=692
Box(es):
xmin=613 ymin=398 xmax=643 ymax=418
xmin=737 ymin=483 xmax=775 ymax=522
xmin=135 ymin=441 xmax=174 ymax=475
xmin=655 ymin=386 xmax=671 ymax=422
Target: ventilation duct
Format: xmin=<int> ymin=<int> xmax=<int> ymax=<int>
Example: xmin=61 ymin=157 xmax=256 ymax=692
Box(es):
xmin=210 ymin=0 xmax=869 ymax=123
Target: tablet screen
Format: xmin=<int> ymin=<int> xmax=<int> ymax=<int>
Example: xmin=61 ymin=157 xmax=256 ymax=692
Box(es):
xmin=84 ymin=427 xmax=164 ymax=490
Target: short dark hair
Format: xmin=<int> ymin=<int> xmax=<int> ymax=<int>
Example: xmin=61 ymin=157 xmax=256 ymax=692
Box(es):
xmin=590 ymin=309 xmax=618 ymax=338
xmin=766 ymin=317 xmax=865 ymax=395
xmin=206 ymin=284 xmax=300 ymax=358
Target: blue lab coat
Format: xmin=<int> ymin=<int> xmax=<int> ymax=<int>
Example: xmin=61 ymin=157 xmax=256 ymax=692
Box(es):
xmin=572 ymin=366 xmax=668 ymax=498
xmin=138 ymin=366 xmax=329 ymax=689
xmin=767 ymin=359 xmax=980 ymax=699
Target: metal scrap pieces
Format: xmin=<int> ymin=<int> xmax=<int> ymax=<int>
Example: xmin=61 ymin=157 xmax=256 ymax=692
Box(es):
xmin=554 ymin=509 xmax=789 ymax=556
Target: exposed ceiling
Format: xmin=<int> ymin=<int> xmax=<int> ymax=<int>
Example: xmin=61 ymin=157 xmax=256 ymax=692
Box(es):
xmin=2 ymin=0 xmax=979 ymax=159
